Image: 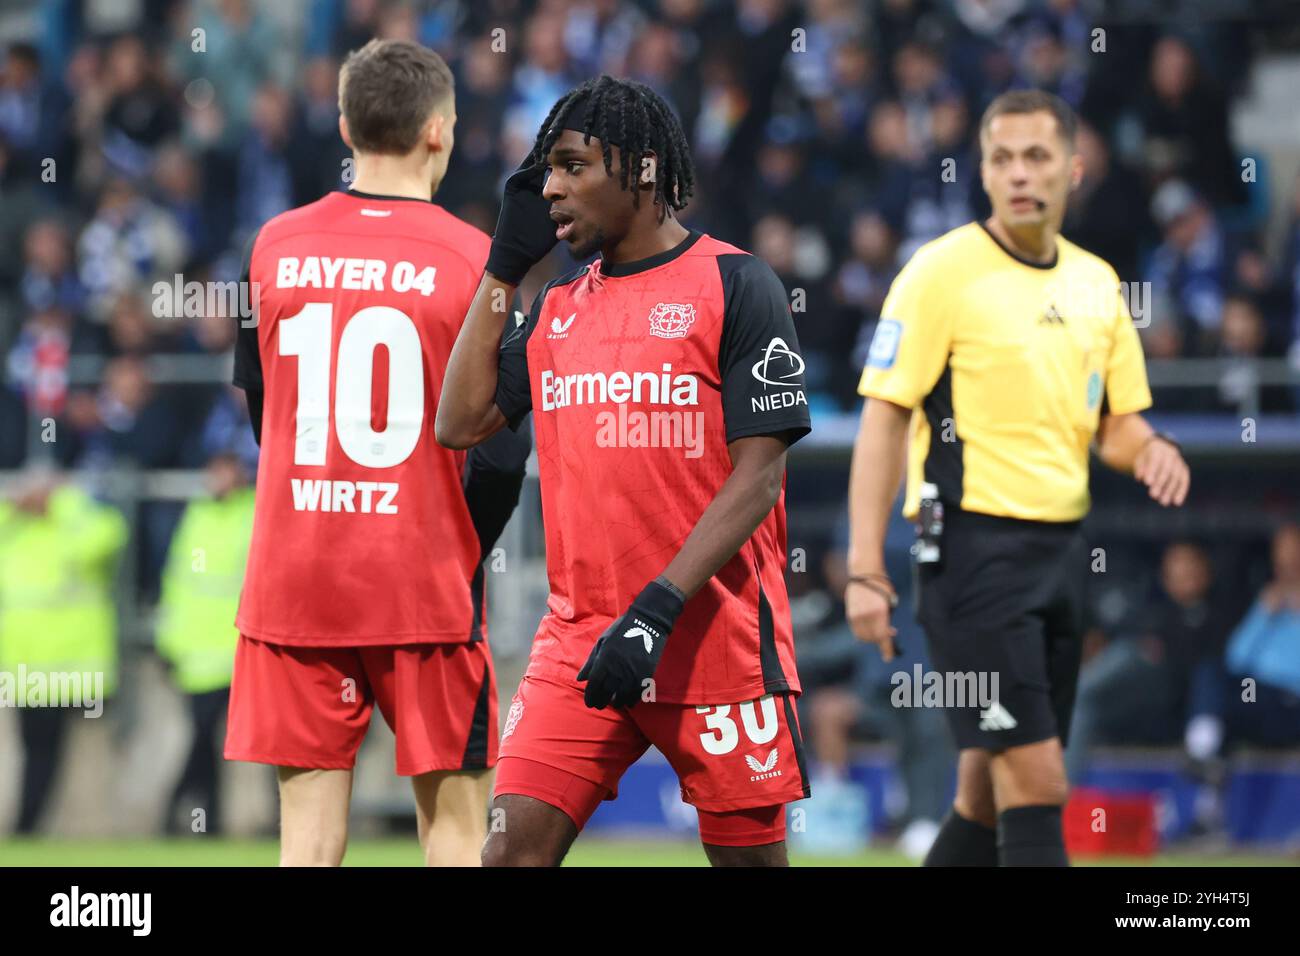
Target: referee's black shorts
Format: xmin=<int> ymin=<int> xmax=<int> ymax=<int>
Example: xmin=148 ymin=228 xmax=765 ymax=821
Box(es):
xmin=916 ymin=507 xmax=1087 ymax=752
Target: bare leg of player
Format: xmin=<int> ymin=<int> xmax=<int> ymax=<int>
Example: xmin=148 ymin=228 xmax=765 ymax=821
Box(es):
xmin=989 ymin=738 xmax=1070 ymax=809
xmin=480 ymin=794 xmax=578 ymax=866
xmin=989 ymin=738 xmax=1071 ymax=866
xmin=278 ymin=767 xmax=353 ymax=866
xmin=953 ymin=748 xmax=997 ymax=827
xmin=411 ymin=768 xmax=494 ymax=866
xmin=702 ymin=842 xmax=788 ymax=866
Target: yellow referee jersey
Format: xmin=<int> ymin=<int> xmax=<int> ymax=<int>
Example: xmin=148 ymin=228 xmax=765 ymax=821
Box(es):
xmin=859 ymin=220 xmax=1152 ymax=523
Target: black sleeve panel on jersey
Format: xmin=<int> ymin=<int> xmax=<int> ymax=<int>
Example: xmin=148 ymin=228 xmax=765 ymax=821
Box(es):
xmin=495 ymin=269 xmax=589 ymax=430
xmin=493 ymin=284 xmax=549 ymax=431
xmin=232 ymin=227 xmax=264 ymax=392
xmin=246 ymin=388 xmax=263 ymax=446
xmin=493 ymin=307 xmax=535 ymax=431
xmin=716 ymin=253 xmax=813 ymax=446
xmin=462 ymin=425 xmax=532 ymax=560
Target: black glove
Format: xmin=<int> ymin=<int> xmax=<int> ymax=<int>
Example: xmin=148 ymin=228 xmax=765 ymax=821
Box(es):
xmin=577 ymin=579 xmax=685 ymax=709
xmin=484 ymin=158 xmax=558 ymax=286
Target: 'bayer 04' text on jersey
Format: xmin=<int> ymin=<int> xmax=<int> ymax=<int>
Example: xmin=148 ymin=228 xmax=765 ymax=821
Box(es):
xmin=233 ymin=190 xmax=491 ymax=647
xmin=495 ymin=231 xmax=812 ymax=705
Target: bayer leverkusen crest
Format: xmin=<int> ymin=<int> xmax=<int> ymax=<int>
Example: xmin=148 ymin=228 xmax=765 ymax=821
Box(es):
xmin=647 ymin=302 xmax=697 ymax=339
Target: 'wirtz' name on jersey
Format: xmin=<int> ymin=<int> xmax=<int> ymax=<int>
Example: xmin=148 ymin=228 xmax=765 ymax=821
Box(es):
xmin=290 ymin=478 xmax=399 ymax=514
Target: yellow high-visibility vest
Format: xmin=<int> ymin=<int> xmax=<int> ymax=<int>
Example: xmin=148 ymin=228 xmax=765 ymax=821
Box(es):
xmin=155 ymin=488 xmax=254 ymax=694
xmin=0 ymin=485 xmax=127 ymax=696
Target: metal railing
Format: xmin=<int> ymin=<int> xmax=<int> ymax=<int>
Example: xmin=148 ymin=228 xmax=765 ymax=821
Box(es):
xmin=29 ymin=349 xmax=1300 ymax=445
xmin=4 ymin=349 xmax=1297 ymax=651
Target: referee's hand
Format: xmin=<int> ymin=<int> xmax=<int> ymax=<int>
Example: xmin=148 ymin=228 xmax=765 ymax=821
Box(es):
xmin=846 ymin=582 xmax=898 ymax=661
xmin=1134 ymin=436 xmax=1190 ymax=507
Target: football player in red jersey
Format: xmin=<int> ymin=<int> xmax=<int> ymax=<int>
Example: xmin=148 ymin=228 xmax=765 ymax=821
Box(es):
xmin=225 ymin=40 xmax=529 ymax=866
xmin=439 ymin=76 xmax=813 ymax=866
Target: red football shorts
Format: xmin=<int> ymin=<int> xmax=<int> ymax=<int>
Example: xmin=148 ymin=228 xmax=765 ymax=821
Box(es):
xmin=224 ymin=635 xmax=497 ymax=775
xmin=494 ymin=675 xmax=809 ymax=846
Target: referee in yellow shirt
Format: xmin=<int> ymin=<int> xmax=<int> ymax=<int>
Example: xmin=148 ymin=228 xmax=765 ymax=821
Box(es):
xmin=847 ymin=90 xmax=1189 ymax=866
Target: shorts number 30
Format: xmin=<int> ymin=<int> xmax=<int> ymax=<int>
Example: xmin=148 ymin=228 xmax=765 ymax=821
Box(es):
xmin=696 ymin=696 xmax=779 ymax=755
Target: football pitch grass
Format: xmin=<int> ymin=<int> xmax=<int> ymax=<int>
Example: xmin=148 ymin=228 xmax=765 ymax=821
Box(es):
xmin=0 ymin=838 xmax=1289 ymax=867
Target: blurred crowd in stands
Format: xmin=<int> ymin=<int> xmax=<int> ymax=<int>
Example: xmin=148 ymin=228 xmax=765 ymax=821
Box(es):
xmin=2 ymin=0 xmax=1299 ymax=843
xmin=4 ymin=0 xmax=1300 ymax=450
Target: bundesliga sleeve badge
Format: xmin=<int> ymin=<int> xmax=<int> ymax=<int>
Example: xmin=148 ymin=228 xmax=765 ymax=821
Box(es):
xmin=867 ymin=318 xmax=902 ymax=369
xmin=647 ymin=302 xmax=697 ymax=339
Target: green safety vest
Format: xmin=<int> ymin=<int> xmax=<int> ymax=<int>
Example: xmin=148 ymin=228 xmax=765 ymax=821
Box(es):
xmin=155 ymin=488 xmax=255 ymax=694
xmin=0 ymin=485 xmax=127 ymax=696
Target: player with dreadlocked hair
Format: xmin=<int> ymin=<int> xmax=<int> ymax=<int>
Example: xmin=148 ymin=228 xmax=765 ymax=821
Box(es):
xmin=439 ymin=76 xmax=813 ymax=867
xmin=527 ymin=75 xmax=696 ymax=218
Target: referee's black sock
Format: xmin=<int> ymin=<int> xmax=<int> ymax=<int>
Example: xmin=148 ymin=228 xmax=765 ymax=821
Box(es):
xmin=997 ymin=805 xmax=1068 ymax=866
xmin=922 ymin=807 xmax=998 ymax=867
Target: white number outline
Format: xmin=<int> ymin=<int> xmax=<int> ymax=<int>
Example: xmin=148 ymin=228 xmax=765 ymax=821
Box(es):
xmin=278 ymin=302 xmax=424 ymax=468
xmin=696 ymin=696 xmax=779 ymax=755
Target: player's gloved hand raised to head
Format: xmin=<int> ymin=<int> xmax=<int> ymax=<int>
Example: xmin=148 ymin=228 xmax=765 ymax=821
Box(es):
xmin=577 ymin=579 xmax=686 ymax=709
xmin=484 ymin=157 xmax=558 ymax=286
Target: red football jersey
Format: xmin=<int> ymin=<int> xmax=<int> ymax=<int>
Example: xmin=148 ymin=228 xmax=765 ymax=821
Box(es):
xmin=233 ymin=190 xmax=490 ymax=646
xmin=494 ymin=231 xmax=812 ymax=704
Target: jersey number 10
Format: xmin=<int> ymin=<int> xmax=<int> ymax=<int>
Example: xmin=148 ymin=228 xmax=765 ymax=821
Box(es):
xmin=279 ymin=302 xmax=424 ymax=468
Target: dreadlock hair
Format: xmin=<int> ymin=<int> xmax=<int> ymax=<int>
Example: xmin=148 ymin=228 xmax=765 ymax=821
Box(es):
xmin=529 ymin=75 xmax=696 ymax=221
